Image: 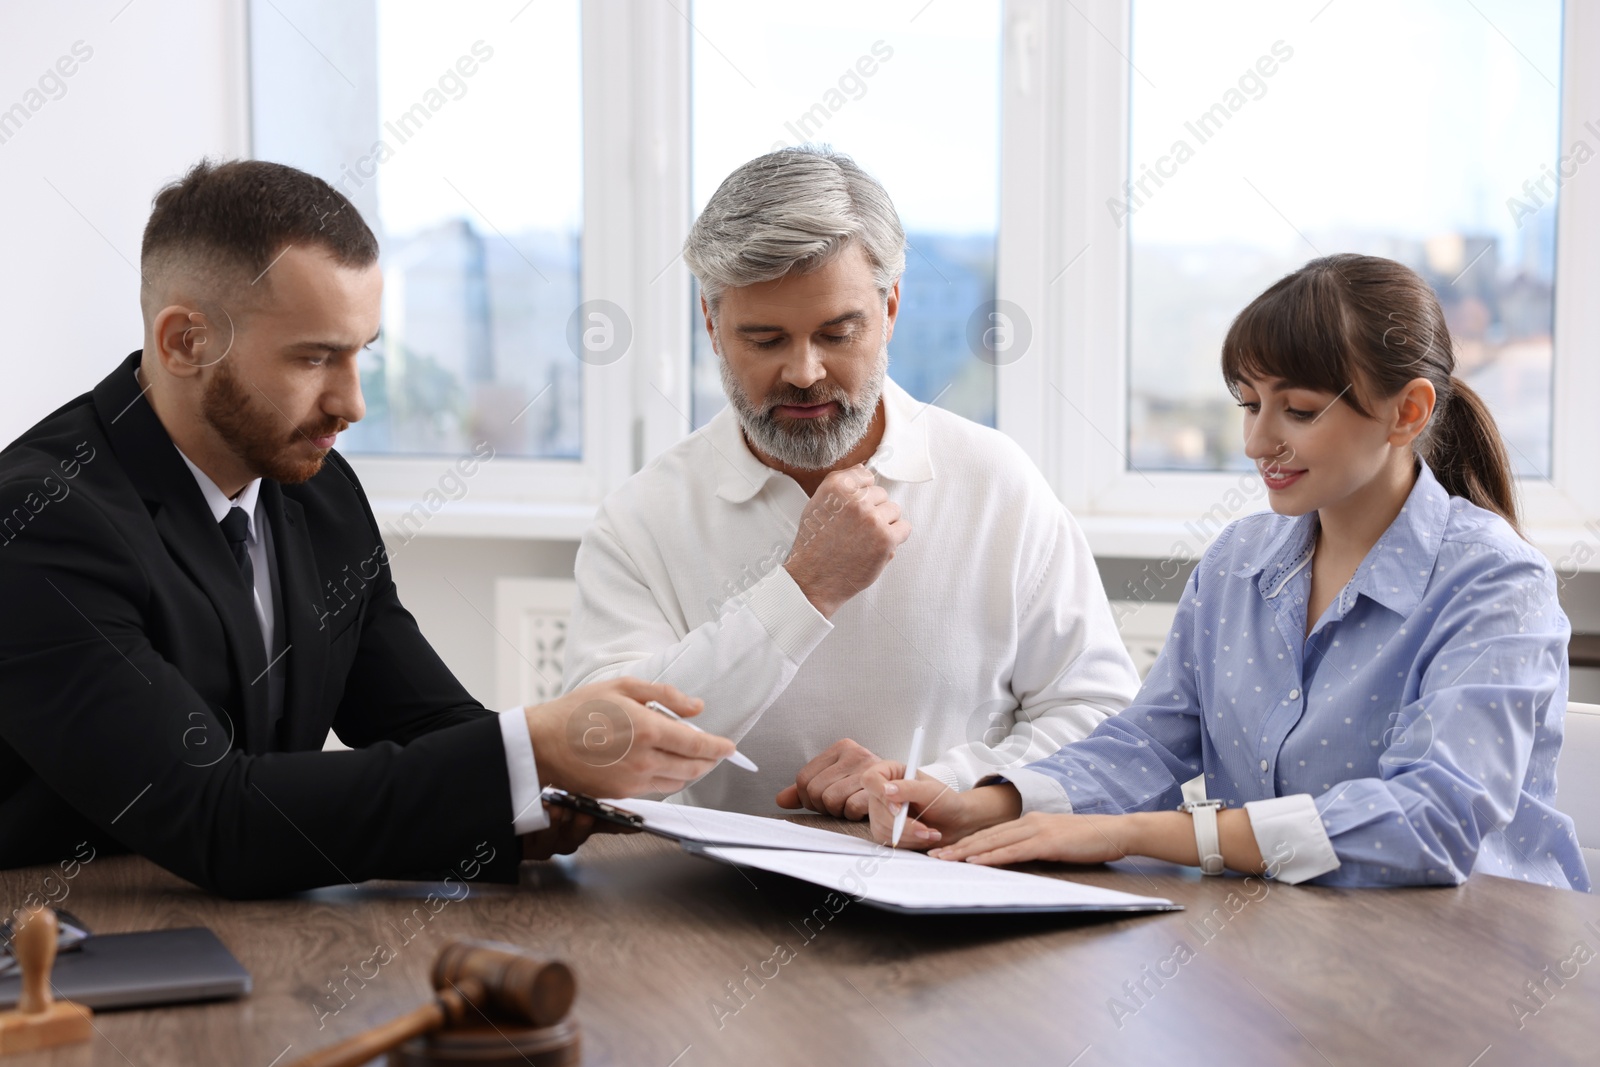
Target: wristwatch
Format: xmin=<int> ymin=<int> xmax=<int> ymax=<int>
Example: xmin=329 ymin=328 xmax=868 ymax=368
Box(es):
xmin=1178 ymin=797 xmax=1228 ymax=875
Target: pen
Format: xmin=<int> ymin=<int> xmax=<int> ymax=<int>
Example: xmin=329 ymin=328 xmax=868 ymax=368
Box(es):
xmin=890 ymin=726 xmax=926 ymax=847
xmin=644 ymin=700 xmax=759 ymax=772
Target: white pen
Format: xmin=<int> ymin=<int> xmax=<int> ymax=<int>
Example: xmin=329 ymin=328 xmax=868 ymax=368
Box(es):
xmin=644 ymin=700 xmax=759 ymax=772
xmin=890 ymin=726 xmax=926 ymax=847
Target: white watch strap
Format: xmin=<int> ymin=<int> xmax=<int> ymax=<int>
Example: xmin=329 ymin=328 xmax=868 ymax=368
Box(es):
xmin=1180 ymin=774 xmax=1225 ymax=876
xmin=1190 ymin=802 xmax=1224 ymax=876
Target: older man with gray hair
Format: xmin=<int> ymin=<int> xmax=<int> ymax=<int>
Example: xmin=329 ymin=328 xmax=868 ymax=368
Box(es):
xmin=563 ymin=147 xmax=1140 ymax=817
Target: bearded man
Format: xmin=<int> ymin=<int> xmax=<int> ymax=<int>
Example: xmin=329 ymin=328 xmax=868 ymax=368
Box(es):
xmin=0 ymin=160 xmax=731 ymax=897
xmin=563 ymin=147 xmax=1141 ymax=817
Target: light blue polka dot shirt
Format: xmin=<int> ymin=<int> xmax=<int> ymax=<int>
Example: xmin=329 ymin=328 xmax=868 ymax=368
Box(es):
xmin=1005 ymin=463 xmax=1591 ymax=890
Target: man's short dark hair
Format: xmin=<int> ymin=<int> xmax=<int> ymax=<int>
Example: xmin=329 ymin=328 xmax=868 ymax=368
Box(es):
xmin=140 ymin=158 xmax=378 ymax=306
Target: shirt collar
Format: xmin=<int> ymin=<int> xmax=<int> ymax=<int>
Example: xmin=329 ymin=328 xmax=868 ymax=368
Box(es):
xmin=1234 ymin=462 xmax=1453 ymax=616
xmin=711 ymin=376 xmax=935 ymax=504
xmin=1341 ymin=462 xmax=1453 ymax=617
xmin=1232 ymin=508 xmax=1316 ymax=588
xmin=175 ymin=448 xmax=263 ymax=541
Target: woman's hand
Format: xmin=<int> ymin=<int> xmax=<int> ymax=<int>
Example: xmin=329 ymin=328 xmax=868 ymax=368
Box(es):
xmin=928 ymin=811 xmax=1136 ymax=866
xmin=859 ymin=761 xmax=1022 ymax=848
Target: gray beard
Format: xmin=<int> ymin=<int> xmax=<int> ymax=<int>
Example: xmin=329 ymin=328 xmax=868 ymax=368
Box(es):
xmin=719 ymin=345 xmax=888 ymax=471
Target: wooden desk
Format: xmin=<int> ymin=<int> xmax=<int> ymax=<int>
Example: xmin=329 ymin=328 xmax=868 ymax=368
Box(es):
xmin=3 ymin=822 xmax=1598 ymax=1067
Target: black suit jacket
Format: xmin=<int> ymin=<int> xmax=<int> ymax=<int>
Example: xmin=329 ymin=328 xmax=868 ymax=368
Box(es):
xmin=0 ymin=353 xmax=520 ymax=897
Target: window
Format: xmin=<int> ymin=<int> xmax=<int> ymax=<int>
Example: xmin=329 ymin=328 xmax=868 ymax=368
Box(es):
xmin=253 ymin=0 xmax=583 ymax=461
xmin=688 ymin=0 xmax=1002 ymax=429
xmin=246 ymin=0 xmax=1600 ymax=555
xmin=1125 ymin=0 xmax=1562 ymax=477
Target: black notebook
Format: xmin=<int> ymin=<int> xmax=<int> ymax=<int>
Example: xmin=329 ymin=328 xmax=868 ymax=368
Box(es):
xmin=0 ymin=927 xmax=250 ymax=1011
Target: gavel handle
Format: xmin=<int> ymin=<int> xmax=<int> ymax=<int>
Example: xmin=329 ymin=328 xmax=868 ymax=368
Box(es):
xmin=284 ymin=993 xmax=455 ymax=1067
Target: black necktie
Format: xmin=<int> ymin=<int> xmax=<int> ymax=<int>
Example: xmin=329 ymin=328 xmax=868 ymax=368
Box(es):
xmin=219 ymin=507 xmax=254 ymax=588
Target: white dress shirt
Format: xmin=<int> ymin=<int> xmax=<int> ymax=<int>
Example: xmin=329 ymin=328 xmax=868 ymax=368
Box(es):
xmin=174 ymin=447 xmax=547 ymax=834
xmin=176 ymin=450 xmax=283 ymax=726
xmin=564 ymin=377 xmax=1142 ymax=813
xmin=177 ymin=453 xmax=272 ymax=647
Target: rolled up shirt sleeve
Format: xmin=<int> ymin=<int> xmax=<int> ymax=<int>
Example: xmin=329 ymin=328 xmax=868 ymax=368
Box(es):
xmin=1244 ymin=793 xmax=1340 ymax=883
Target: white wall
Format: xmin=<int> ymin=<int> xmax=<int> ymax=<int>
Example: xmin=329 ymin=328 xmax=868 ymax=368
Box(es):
xmin=0 ymin=0 xmax=249 ymax=442
xmin=384 ymin=535 xmax=577 ymax=703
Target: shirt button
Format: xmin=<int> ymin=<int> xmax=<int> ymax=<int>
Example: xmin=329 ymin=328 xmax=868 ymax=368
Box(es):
xmin=1259 ymin=759 xmax=1269 ymax=772
xmin=1289 ymin=689 xmax=1300 ymax=700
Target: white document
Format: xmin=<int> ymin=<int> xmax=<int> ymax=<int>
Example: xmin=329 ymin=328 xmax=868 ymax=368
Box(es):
xmin=698 ymin=846 xmax=1180 ymax=913
xmin=598 ymin=797 xmax=887 ymax=856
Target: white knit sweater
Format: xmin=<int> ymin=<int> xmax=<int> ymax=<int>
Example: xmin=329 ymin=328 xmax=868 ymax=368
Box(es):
xmin=563 ymin=378 xmax=1141 ymax=814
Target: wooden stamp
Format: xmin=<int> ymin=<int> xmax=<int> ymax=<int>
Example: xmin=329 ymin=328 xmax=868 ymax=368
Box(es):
xmin=0 ymin=906 xmax=94 ymax=1055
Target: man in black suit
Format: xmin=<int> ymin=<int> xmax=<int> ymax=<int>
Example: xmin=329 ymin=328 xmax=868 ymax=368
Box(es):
xmin=0 ymin=159 xmax=731 ymax=898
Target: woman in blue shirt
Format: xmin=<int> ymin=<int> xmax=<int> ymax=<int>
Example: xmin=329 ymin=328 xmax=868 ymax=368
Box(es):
xmin=864 ymin=254 xmax=1590 ymax=890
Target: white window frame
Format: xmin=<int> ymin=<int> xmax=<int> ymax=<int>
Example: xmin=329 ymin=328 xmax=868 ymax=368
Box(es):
xmin=357 ymin=1 xmax=692 ymax=539
xmin=996 ymin=0 xmax=1600 ymax=566
xmin=261 ymin=0 xmax=1600 ymax=564
xmin=249 ymin=0 xmax=688 ymax=539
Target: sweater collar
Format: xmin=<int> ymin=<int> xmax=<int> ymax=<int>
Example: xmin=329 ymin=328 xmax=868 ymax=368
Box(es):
xmin=712 ymin=376 xmax=935 ymax=503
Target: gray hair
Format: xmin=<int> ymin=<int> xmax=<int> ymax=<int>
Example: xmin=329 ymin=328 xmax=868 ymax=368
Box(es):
xmin=684 ymin=146 xmax=906 ymax=313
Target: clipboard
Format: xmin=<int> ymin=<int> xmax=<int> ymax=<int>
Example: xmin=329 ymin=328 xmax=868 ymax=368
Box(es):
xmin=542 ymin=789 xmax=1180 ymax=916
xmin=688 ymin=844 xmax=1183 ymax=916
xmin=541 ymin=788 xmax=885 ymax=856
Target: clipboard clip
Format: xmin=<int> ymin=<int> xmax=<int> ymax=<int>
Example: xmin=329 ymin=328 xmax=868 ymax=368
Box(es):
xmin=540 ymin=787 xmax=646 ymax=828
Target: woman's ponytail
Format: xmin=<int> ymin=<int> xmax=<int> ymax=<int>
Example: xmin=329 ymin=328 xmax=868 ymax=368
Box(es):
xmin=1421 ymin=375 xmax=1521 ymax=535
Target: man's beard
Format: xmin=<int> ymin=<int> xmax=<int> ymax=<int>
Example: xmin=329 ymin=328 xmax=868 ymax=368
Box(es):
xmin=201 ymin=360 xmax=346 ymax=485
xmin=720 ymin=344 xmax=888 ymax=471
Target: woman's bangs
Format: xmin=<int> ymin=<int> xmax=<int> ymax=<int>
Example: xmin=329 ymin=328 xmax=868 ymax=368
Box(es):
xmin=1221 ymin=271 xmax=1356 ymax=403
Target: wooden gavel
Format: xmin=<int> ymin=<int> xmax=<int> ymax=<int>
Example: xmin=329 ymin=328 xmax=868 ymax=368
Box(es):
xmin=0 ymin=907 xmax=93 ymax=1055
xmin=287 ymin=939 xmax=575 ymax=1067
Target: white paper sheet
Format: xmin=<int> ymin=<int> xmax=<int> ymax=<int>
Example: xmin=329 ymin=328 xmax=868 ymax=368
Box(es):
xmin=598 ymin=797 xmax=888 ymax=856
xmin=698 ymin=846 xmax=1179 ymax=912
